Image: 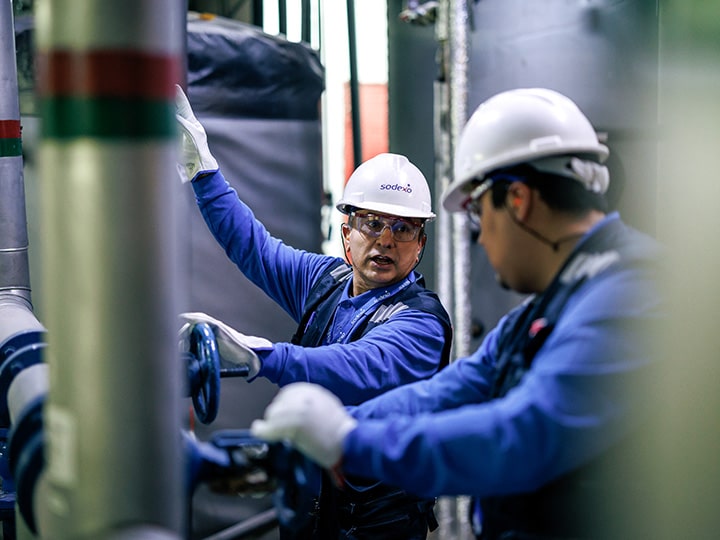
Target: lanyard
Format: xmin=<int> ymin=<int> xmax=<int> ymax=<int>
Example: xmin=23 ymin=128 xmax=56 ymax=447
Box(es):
xmin=329 ymin=276 xmax=414 ymax=344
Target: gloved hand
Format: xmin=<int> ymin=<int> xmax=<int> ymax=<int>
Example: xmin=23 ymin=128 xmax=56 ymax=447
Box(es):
xmin=175 ymin=84 xmax=219 ymax=183
xmin=251 ymin=382 xmax=358 ymax=469
xmin=179 ymin=312 xmax=272 ymax=378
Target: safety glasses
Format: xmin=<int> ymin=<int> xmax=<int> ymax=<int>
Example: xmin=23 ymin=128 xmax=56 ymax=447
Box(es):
xmin=462 ymin=172 xmax=523 ymax=226
xmin=463 ymin=180 xmax=493 ymax=227
xmin=350 ymin=212 xmax=424 ymax=242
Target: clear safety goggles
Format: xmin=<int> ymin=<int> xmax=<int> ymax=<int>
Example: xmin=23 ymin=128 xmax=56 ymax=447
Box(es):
xmin=462 ymin=172 xmax=521 ymax=227
xmin=350 ymin=212 xmax=424 ymax=242
xmin=462 ymin=180 xmax=493 ymax=227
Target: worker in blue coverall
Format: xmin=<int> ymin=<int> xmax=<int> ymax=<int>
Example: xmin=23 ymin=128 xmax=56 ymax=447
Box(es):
xmin=175 ymin=86 xmax=452 ymax=539
xmin=251 ymin=88 xmax=664 ymax=540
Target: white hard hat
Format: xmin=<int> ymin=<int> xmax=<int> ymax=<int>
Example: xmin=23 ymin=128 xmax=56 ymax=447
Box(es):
xmin=337 ymin=153 xmax=435 ymax=220
xmin=442 ymin=88 xmax=609 ymax=212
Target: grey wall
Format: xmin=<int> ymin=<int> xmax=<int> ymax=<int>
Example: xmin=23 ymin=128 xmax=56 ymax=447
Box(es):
xmin=468 ymin=0 xmax=659 ymax=235
xmin=387 ymin=0 xmax=659 ymax=345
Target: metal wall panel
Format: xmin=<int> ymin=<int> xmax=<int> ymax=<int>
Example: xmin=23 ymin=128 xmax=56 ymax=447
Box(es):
xmin=389 ymin=0 xmax=659 ymax=348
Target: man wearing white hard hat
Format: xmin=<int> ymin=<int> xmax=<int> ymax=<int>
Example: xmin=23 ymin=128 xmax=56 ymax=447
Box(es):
xmin=251 ymin=88 xmax=663 ymax=539
xmin=175 ymin=86 xmax=451 ymax=539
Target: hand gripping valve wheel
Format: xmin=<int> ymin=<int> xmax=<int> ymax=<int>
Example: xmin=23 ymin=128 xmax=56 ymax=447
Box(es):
xmin=182 ymin=323 xmax=320 ymax=531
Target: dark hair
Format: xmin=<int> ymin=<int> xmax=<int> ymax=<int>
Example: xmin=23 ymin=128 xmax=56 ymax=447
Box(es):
xmin=488 ymin=163 xmax=608 ymax=214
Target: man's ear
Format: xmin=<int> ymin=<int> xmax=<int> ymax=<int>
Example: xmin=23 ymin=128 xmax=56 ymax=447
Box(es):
xmin=341 ymin=223 xmax=352 ymax=244
xmin=507 ymin=182 xmax=531 ymax=219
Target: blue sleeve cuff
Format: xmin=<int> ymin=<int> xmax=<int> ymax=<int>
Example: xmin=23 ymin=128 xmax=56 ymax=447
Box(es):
xmin=255 ymin=345 xmax=283 ymax=383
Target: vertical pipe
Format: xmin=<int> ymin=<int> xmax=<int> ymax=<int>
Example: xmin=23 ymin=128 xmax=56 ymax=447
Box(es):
xmin=0 ymin=0 xmax=32 ymax=311
xmin=301 ymin=0 xmax=312 ymax=44
xmin=432 ymin=3 xmax=455 ymax=535
xmin=0 ymin=5 xmax=46 ymax=539
xmin=278 ymin=0 xmax=287 ymax=35
xmin=346 ymin=0 xmax=362 ymax=169
xmin=433 ymin=0 xmax=453 ymax=332
xmin=0 ymin=1 xmax=45 ymax=438
xmin=35 ymin=1 xmax=183 ymax=538
xmin=451 ymin=0 xmax=474 ymax=530
xmin=315 ymin=0 xmax=323 ymax=53
xmin=252 ymin=0 xmax=264 ymax=27
xmin=441 ymin=1 xmax=473 ymax=538
xmin=449 ymin=0 xmax=470 ymax=358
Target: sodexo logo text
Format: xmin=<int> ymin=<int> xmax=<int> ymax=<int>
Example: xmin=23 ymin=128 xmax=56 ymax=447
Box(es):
xmin=379 ymin=183 xmax=413 ymax=194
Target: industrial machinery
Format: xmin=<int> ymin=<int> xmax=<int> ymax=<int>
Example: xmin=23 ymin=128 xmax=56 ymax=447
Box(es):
xmin=0 ymin=323 xmax=317 ymax=538
xmin=182 ymin=323 xmax=319 ymax=534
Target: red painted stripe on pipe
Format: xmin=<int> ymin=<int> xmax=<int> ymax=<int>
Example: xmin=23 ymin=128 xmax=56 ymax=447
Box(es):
xmin=0 ymin=120 xmax=21 ymax=139
xmin=37 ymin=50 xmax=180 ymax=99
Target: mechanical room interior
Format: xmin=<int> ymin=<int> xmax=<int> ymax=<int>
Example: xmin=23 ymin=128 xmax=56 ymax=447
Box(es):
xmin=0 ymin=1 xmax=719 ymax=539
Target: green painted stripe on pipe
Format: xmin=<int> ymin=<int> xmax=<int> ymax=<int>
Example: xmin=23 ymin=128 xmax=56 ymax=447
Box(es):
xmin=37 ymin=50 xmax=179 ymax=100
xmin=40 ymin=97 xmax=175 ymax=139
xmin=0 ymin=138 xmax=22 ymax=157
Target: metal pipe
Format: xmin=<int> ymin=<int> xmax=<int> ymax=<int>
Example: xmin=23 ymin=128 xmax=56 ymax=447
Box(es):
xmin=450 ymin=1 xmax=472 ymax=538
xmin=301 ymin=0 xmax=311 ymax=44
xmin=432 ymin=1 xmax=474 ymax=538
xmin=433 ymin=0 xmax=453 ymax=331
xmin=346 ymin=0 xmax=362 ymax=169
xmin=7 ymin=364 xmax=47 ymax=425
xmin=35 ymin=0 xmax=184 ymax=538
xmin=432 ymin=2 xmax=455 ymax=535
xmin=0 ymin=0 xmax=46 ymax=446
xmin=0 ymin=4 xmax=48 ymax=539
xmin=278 ymin=0 xmax=287 ymax=35
xmin=450 ymin=0 xmax=471 ymax=358
xmin=0 ymin=0 xmax=33 ymax=312
xmin=202 ymin=508 xmax=278 ymax=540
xmin=252 ymin=0 xmax=264 ymax=27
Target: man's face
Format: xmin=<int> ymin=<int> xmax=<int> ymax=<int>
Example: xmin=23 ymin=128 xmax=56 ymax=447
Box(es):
xmin=466 ymin=180 xmax=530 ymax=293
xmin=342 ymin=211 xmax=426 ymax=296
xmin=475 ymin=190 xmax=505 ymax=283
xmin=468 ymin=188 xmax=503 ymax=267
xmin=468 ymin=182 xmax=538 ymax=294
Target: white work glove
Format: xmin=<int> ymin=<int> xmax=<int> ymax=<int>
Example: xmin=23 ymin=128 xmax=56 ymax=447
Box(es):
xmin=251 ymin=382 xmax=358 ymax=469
xmin=179 ymin=312 xmax=272 ymax=379
xmin=175 ymin=84 xmax=219 ymax=183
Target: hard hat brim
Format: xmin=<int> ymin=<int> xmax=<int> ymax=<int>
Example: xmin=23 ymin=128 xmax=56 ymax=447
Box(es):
xmin=337 ymin=200 xmax=435 ymax=221
xmin=442 ymin=144 xmax=609 ymax=213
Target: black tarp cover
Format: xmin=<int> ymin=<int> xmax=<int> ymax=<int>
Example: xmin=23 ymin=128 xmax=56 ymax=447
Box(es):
xmin=187 ymin=13 xmax=325 ymax=120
